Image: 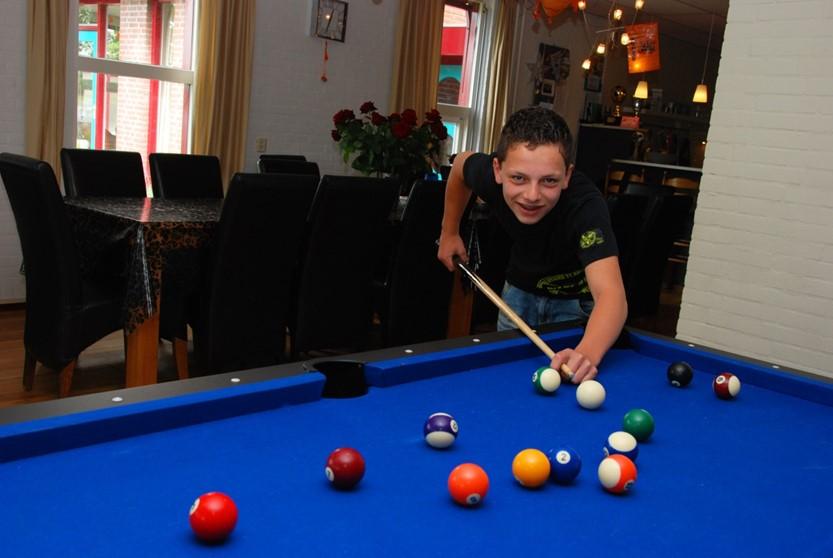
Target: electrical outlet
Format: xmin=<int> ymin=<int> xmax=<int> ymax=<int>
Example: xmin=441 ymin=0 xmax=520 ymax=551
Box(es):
xmin=255 ymin=137 xmax=268 ymax=153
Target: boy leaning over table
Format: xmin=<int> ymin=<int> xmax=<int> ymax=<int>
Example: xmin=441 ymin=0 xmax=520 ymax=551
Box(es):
xmin=437 ymin=107 xmax=627 ymax=383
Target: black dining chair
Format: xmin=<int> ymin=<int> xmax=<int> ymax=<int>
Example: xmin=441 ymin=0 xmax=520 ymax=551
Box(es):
xmin=257 ymin=154 xmax=307 ymax=173
xmin=383 ymin=180 xmax=453 ymax=346
xmin=190 ymin=172 xmax=318 ymax=374
xmin=0 ymin=153 xmax=125 ymax=397
xmin=149 ymin=153 xmax=224 ymax=198
xmin=609 ymin=193 xmax=693 ymax=318
xmin=292 ymin=175 xmax=400 ymax=356
xmin=258 ymin=158 xmax=320 ymax=179
xmin=60 ymin=148 xmax=146 ymax=197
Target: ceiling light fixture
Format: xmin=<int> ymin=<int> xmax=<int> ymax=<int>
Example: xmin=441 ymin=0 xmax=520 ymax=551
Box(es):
xmin=693 ymin=13 xmax=715 ymax=105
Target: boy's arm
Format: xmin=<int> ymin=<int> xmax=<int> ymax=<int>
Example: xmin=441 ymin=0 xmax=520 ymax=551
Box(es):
xmin=551 ymin=255 xmax=627 ymax=383
xmin=437 ymin=151 xmax=476 ymax=271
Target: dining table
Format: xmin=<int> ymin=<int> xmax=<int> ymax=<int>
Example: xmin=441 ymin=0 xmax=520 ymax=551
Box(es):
xmin=64 ymin=197 xmax=223 ymax=387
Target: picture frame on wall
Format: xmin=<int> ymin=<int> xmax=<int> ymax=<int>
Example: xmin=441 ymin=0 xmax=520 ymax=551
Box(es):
xmin=532 ymin=43 xmax=570 ymax=106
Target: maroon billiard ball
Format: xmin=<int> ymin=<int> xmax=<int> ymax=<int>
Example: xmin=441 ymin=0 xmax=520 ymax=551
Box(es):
xmin=189 ymin=492 xmax=238 ymax=542
xmin=325 ymin=447 xmax=365 ymax=489
xmin=713 ymin=372 xmax=741 ymax=400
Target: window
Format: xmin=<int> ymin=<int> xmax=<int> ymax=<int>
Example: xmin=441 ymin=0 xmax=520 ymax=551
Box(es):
xmin=75 ymin=0 xmax=195 ymax=190
xmin=436 ymin=0 xmax=493 ymax=154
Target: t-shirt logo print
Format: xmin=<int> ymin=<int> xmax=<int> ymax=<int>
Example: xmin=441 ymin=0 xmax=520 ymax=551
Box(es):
xmin=579 ymin=229 xmax=605 ymax=249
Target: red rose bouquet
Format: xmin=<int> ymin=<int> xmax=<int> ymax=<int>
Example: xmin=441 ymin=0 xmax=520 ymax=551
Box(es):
xmin=331 ymin=101 xmax=449 ymax=180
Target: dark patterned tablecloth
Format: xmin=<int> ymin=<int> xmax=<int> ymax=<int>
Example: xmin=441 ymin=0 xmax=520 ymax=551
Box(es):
xmin=64 ymin=197 xmax=222 ymax=334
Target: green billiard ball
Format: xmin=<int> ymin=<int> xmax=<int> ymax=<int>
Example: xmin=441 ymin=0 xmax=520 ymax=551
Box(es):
xmin=623 ymin=408 xmax=654 ymax=442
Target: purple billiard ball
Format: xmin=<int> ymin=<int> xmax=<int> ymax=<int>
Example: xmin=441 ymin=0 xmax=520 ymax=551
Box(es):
xmin=424 ymin=412 xmax=458 ymax=449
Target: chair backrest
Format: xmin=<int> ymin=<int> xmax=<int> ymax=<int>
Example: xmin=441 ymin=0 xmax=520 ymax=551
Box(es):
xmin=662 ymin=176 xmax=699 ymax=191
xmin=60 ymin=148 xmax=146 ymax=197
xmin=194 ymin=172 xmax=318 ymax=373
xmin=610 ymin=193 xmax=693 ymax=317
xmin=258 ymin=156 xmax=317 ymax=176
xmin=0 ymin=153 xmax=83 ymax=360
xmin=149 ymin=153 xmax=223 ymax=199
xmin=386 ymin=180 xmax=453 ymax=346
xmin=293 ymin=175 xmax=400 ymax=354
xmin=623 ymin=181 xmax=676 ymax=197
xmin=257 ymin=154 xmax=307 ymax=173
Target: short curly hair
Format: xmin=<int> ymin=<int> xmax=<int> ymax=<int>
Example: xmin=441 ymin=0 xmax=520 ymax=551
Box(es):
xmin=494 ymin=107 xmax=573 ymax=167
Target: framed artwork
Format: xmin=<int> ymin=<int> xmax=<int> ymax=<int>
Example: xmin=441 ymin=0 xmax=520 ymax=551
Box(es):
xmin=531 ymin=43 xmax=570 ymax=105
xmin=314 ymin=0 xmax=348 ymax=42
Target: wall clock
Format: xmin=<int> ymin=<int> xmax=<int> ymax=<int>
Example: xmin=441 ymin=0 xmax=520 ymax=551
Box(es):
xmin=315 ymin=0 xmax=348 ymax=42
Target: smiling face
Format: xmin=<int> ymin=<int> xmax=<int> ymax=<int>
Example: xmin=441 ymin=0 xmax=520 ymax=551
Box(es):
xmin=492 ymin=142 xmax=573 ymax=225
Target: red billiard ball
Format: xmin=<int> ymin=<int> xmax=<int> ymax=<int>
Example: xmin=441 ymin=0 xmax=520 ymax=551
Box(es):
xmin=189 ymin=492 xmax=238 ymax=543
xmin=448 ymin=463 xmax=489 ymax=506
xmin=713 ymin=372 xmax=741 ymax=400
xmin=325 ymin=447 xmax=366 ymax=489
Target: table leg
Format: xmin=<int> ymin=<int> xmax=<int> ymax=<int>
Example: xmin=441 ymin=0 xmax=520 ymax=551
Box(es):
xmin=446 ymin=269 xmax=474 ymax=338
xmin=125 ymin=296 xmax=160 ymax=387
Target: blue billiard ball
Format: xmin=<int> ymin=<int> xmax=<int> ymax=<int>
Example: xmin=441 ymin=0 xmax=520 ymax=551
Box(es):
xmin=603 ymin=431 xmax=639 ymax=462
xmin=547 ymin=446 xmax=582 ymax=484
xmin=423 ymin=412 xmax=458 ymax=449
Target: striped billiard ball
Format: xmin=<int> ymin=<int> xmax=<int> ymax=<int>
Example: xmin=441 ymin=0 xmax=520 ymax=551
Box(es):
xmin=713 ymin=372 xmax=741 ymax=399
xmin=598 ymin=454 xmax=637 ymax=494
xmin=424 ymin=412 xmax=459 ymax=449
xmin=603 ymin=431 xmax=639 ymax=462
xmin=532 ymin=366 xmax=561 ymax=394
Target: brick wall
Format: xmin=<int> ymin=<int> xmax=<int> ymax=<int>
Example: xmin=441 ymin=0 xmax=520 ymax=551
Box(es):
xmin=676 ymin=0 xmax=833 ymax=378
xmin=0 ymin=0 xmax=28 ymax=302
xmin=244 ymin=0 xmax=398 ymax=174
xmin=117 ymin=0 xmax=152 ymax=166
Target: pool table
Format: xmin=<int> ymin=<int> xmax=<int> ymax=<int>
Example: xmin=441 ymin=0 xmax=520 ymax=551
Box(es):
xmin=1 ymin=326 xmax=832 ymax=557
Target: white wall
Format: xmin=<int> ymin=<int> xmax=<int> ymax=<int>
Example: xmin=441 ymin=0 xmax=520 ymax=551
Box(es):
xmin=0 ymin=0 xmax=27 ymax=303
xmin=677 ymin=0 xmax=833 ymax=378
xmin=244 ymin=0 xmax=398 ymax=175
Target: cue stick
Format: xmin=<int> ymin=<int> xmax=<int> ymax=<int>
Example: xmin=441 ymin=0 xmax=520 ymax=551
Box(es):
xmin=453 ymin=258 xmax=574 ymax=380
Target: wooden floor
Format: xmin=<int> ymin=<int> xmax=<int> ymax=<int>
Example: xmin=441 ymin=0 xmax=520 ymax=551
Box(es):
xmin=0 ymin=286 xmax=683 ymax=410
xmin=0 ymin=307 xmax=183 ymax=409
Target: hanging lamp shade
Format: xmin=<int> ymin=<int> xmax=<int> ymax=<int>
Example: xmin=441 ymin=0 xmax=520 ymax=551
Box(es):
xmin=692 ymin=83 xmax=708 ymax=103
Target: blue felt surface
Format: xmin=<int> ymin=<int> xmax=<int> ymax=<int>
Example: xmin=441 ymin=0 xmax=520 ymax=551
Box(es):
xmin=1 ymin=340 xmax=832 ymax=557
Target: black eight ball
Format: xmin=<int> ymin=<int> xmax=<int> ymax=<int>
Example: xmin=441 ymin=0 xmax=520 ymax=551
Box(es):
xmin=667 ymin=361 xmax=693 ymax=387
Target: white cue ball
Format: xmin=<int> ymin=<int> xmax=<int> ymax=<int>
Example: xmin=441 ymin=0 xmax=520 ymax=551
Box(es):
xmin=576 ymin=380 xmax=606 ymax=410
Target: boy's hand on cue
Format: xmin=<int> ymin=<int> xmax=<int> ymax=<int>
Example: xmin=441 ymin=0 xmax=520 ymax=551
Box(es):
xmin=551 ymin=349 xmax=598 ymax=384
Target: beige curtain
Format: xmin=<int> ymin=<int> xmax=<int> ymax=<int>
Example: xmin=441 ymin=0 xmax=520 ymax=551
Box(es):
xmin=192 ymin=0 xmax=255 ymax=186
xmin=481 ymin=0 xmax=518 ymax=152
xmin=389 ymin=0 xmax=444 ymax=116
xmin=25 ymin=0 xmax=68 ymax=174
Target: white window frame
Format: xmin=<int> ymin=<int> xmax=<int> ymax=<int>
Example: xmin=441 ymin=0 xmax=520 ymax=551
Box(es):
xmin=437 ymin=0 xmax=496 ymax=154
xmin=66 ymin=0 xmax=197 ymax=152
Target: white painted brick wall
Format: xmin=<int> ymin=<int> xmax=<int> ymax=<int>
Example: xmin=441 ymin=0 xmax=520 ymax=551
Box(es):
xmin=677 ymin=0 xmax=833 ymax=378
xmin=0 ymin=0 xmax=27 ymax=303
xmin=244 ymin=0 xmax=398 ymax=175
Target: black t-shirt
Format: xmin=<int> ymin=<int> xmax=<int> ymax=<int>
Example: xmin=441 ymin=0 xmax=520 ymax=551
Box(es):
xmin=463 ymin=152 xmax=618 ymax=299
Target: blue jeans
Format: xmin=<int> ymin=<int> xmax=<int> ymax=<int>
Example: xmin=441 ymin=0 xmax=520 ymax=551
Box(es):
xmin=497 ymin=282 xmax=594 ymax=331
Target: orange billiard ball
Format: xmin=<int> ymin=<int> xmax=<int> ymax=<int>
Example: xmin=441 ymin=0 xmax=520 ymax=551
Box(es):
xmin=512 ymin=448 xmax=551 ymax=488
xmin=448 ymin=463 xmax=489 ymax=506
xmin=189 ymin=492 xmax=238 ymax=543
